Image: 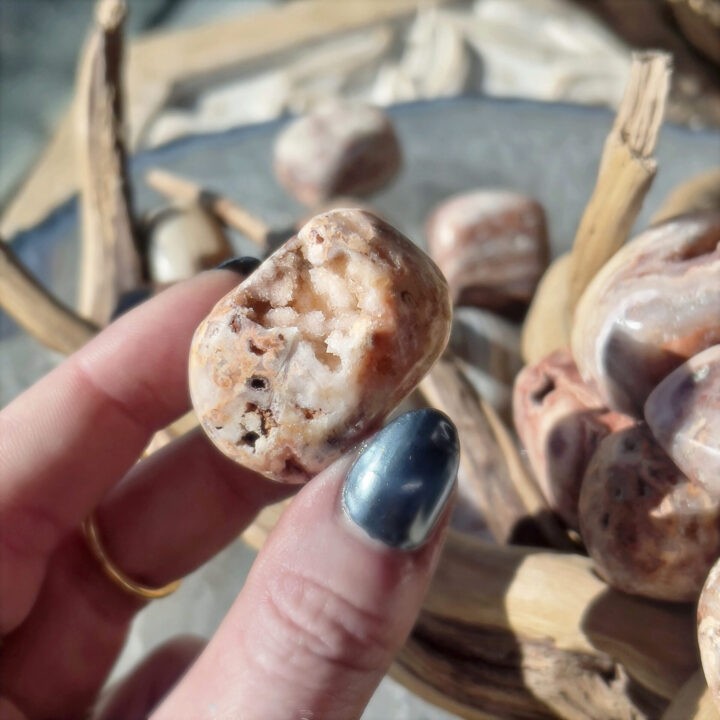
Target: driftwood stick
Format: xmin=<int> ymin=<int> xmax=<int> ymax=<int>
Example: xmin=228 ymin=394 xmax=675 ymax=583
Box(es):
xmin=391 ymin=531 xmax=696 ymax=720
xmin=652 ymin=167 xmax=720 ymax=224
xmin=420 ymin=354 xmax=572 ymax=549
xmin=2 ymin=0 xmax=446 ymax=242
xmin=0 ymin=241 xmax=98 ymax=354
xmin=145 ymin=168 xmax=270 ymax=250
xmin=661 ymin=671 xmax=719 ymax=720
xmin=0 ymin=239 xmax=196 ymax=453
xmin=567 ymin=52 xmax=672 ymax=312
xmin=76 ymin=0 xmax=142 ymax=325
xmin=520 ymin=252 xmax=572 ymax=364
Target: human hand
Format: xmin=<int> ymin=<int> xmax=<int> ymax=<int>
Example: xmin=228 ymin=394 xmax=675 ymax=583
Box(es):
xmin=0 ymin=265 xmax=459 ymax=720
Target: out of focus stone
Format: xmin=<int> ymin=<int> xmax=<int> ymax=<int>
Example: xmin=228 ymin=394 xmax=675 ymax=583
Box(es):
xmin=645 ymin=344 xmax=720 ymax=497
xmin=513 ymin=348 xmax=632 ymax=529
xmin=426 ymin=189 xmax=549 ymax=318
xmin=273 ymin=100 xmax=401 ymax=207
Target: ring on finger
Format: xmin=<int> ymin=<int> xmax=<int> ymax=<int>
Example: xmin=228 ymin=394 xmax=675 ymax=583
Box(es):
xmin=81 ymin=514 xmax=181 ymax=600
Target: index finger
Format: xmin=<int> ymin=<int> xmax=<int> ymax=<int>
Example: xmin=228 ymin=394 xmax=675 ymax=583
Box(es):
xmin=0 ymin=268 xmax=244 ymax=631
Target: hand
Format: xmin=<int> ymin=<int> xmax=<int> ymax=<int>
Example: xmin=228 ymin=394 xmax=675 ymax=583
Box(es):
xmin=0 ymin=267 xmax=459 ymax=720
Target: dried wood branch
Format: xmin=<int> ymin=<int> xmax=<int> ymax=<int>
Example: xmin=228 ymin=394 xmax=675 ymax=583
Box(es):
xmin=0 ymin=238 xmax=197 ymax=455
xmin=145 ymin=168 xmax=270 ymax=250
xmin=391 ymin=531 xmax=697 ymax=720
xmin=0 ymin=240 xmax=98 ymax=354
xmin=652 ymin=167 xmax=720 ymax=224
xmin=76 ymin=0 xmax=142 ymax=325
xmin=3 ymin=1 xmax=442 ymax=243
xmin=661 ymin=671 xmax=718 ymax=720
xmin=420 ymin=354 xmax=572 ymax=549
xmin=567 ymin=52 xmax=672 ymax=312
xmin=520 ymin=252 xmax=572 ymax=364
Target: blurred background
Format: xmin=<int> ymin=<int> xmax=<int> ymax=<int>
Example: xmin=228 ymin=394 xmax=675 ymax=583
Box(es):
xmin=2 ymin=2 xmax=719 ymax=718
xmin=2 ymin=0 xmax=719 ymax=216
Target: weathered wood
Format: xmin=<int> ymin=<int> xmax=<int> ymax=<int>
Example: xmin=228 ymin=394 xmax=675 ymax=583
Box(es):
xmin=145 ymin=168 xmax=269 ymax=249
xmin=521 ymin=252 xmax=571 ymax=365
xmin=420 ymin=354 xmax=572 ymax=549
xmin=390 ymin=531 xmax=696 ymax=719
xmin=75 ymin=0 xmax=142 ymax=325
xmin=0 ymin=241 xmax=97 ymax=354
xmin=1 ymin=0 xmax=445 ymax=242
xmin=567 ymin=52 xmax=671 ymax=313
xmin=652 ymin=167 xmax=720 ymax=224
xmin=662 ymin=670 xmax=719 ymax=720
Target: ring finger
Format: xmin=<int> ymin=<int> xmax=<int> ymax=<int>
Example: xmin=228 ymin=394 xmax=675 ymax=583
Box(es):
xmin=0 ymin=429 xmax=295 ymax=719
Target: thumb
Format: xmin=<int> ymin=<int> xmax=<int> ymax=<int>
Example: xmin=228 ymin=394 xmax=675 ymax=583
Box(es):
xmin=153 ymin=409 xmax=459 ymax=720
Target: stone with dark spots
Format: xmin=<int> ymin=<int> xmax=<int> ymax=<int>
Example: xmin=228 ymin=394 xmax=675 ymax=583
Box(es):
xmin=579 ymin=424 xmax=720 ymax=602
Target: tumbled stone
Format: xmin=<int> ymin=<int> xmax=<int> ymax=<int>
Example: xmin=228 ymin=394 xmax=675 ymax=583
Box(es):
xmin=273 ymin=100 xmax=402 ymax=207
xmin=698 ymin=558 xmax=720 ymax=712
xmin=645 ymin=345 xmax=720 ymax=497
xmin=513 ymin=348 xmax=633 ymax=530
xmin=147 ymin=204 xmax=233 ymax=285
xmin=189 ymin=209 xmax=451 ymax=483
xmin=578 ymin=424 xmax=720 ymax=602
xmin=572 ymin=211 xmax=720 ymax=416
xmin=426 ymin=189 xmax=549 ymax=317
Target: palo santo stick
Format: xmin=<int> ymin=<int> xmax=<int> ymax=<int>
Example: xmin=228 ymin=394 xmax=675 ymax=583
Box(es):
xmin=652 ymin=167 xmax=720 ymax=224
xmin=0 ymin=240 xmax=97 ymax=354
xmin=662 ymin=671 xmax=719 ymax=720
xmin=567 ymin=52 xmax=672 ymax=312
xmin=146 ymin=168 xmax=270 ymax=250
xmin=0 ymin=239 xmax=196 ymax=453
xmin=520 ymin=252 xmax=572 ymax=364
xmin=76 ymin=0 xmax=142 ymax=325
xmin=420 ymin=354 xmax=572 ymax=550
xmin=391 ymin=531 xmax=696 ymax=719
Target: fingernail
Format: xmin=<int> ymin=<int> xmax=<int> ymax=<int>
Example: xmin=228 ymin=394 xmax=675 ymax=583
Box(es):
xmin=342 ymin=409 xmax=459 ymax=550
xmin=111 ymin=286 xmax=153 ymax=319
xmin=216 ymin=256 xmax=261 ymax=276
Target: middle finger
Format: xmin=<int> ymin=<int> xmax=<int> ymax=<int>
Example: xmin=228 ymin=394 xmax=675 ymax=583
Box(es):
xmin=0 ymin=430 xmax=294 ymax=720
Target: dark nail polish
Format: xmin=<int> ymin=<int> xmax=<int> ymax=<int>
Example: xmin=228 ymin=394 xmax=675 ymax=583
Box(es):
xmin=342 ymin=409 xmax=459 ymax=550
xmin=111 ymin=286 xmax=153 ymax=319
xmin=216 ymin=256 xmax=261 ymax=277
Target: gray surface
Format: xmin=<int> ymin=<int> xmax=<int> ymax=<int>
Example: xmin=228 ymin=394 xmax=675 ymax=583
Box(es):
xmin=1 ymin=96 xmax=719 ymax=718
xmin=0 ymin=0 xmax=268 ymax=205
xmin=3 ymin=96 xmax=719 ymax=407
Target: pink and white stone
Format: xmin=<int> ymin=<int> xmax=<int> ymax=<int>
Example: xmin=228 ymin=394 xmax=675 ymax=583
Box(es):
xmin=645 ymin=345 xmax=720 ymax=497
xmin=273 ymin=100 xmax=402 ymax=207
xmin=189 ymin=209 xmax=451 ymax=483
xmin=699 ymin=558 xmax=720 ymax=711
xmin=513 ymin=348 xmax=633 ymax=530
xmin=572 ymin=211 xmax=720 ymax=416
xmin=578 ymin=424 xmax=720 ymax=602
xmin=426 ymin=190 xmax=549 ymax=317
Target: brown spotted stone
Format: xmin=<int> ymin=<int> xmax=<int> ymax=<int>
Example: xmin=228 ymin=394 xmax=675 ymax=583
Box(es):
xmin=578 ymin=424 xmax=720 ymax=602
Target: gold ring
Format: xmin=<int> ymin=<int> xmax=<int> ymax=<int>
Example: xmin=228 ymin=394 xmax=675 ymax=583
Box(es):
xmin=81 ymin=514 xmax=181 ymax=600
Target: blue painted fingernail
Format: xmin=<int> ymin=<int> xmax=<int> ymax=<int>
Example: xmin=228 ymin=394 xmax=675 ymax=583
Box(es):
xmin=216 ymin=256 xmax=261 ymax=276
xmin=342 ymin=409 xmax=459 ymax=550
